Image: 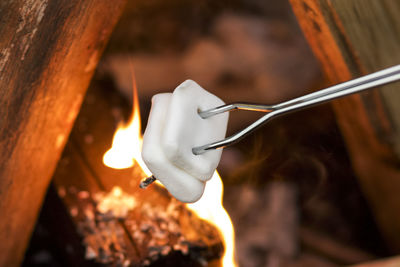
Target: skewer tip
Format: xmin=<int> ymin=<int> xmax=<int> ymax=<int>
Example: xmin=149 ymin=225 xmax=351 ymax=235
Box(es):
xmin=139 ymin=175 xmax=157 ymax=189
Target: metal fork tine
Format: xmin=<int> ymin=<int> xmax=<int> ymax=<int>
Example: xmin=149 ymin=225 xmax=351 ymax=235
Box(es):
xmin=199 ymin=103 xmax=275 ymax=119
xmin=193 ymin=64 xmax=400 ymax=155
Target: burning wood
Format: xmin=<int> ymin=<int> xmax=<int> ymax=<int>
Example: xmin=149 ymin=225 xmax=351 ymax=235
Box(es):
xmin=51 ymin=81 xmax=227 ymax=266
xmin=95 ymin=187 xmax=136 ymax=218
xmin=60 ymin=184 xmax=221 ymax=266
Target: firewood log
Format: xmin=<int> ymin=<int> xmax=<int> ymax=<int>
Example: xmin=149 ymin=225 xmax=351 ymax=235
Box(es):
xmin=349 ymin=256 xmax=400 ymax=267
xmin=0 ymin=0 xmax=126 ymax=265
xmin=289 ymin=0 xmax=400 ymax=251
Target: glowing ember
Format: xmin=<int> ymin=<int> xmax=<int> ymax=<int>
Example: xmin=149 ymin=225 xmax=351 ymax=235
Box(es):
xmin=94 ymin=186 xmax=136 ymax=218
xmin=102 ymin=72 xmax=237 ymax=266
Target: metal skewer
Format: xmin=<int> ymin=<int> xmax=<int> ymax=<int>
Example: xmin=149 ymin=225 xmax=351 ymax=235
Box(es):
xmin=139 ymin=175 xmax=157 ymax=189
xmin=194 ymin=64 xmax=400 ymax=154
xmin=141 ymin=64 xmax=400 ymax=189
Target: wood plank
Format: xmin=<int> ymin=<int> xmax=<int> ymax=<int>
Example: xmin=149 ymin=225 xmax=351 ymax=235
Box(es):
xmin=289 ymin=0 xmax=400 ymax=251
xmin=0 ymin=0 xmax=126 ymax=265
xmin=51 ymin=82 xmax=223 ymax=266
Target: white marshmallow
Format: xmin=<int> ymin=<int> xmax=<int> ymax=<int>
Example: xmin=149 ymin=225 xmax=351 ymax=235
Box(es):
xmin=142 ymin=93 xmax=205 ymax=203
xmin=141 ymin=81 xmax=228 ymax=203
xmin=162 ymin=80 xmax=228 ymax=181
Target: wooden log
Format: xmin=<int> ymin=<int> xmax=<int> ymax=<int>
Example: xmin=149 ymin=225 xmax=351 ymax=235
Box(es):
xmin=52 ymin=144 xmax=142 ymax=266
xmin=51 ymin=81 xmax=223 ymax=266
xmin=289 ymin=0 xmax=400 ymax=251
xmin=299 ymin=226 xmax=375 ymax=265
xmin=0 ymin=1 xmax=126 ymax=265
xmin=349 ymin=256 xmax=400 ymax=267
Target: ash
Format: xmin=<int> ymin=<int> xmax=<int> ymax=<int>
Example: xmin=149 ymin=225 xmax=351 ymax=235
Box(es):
xmin=94 ymin=186 xmax=137 ymax=218
xmin=65 ymin=186 xmax=210 ymax=266
xmin=126 ymin=199 xmax=192 ymax=263
xmin=71 ymin=188 xmax=132 ymax=266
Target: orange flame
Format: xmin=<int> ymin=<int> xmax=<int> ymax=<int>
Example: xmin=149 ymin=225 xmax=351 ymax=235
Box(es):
xmin=103 ymin=73 xmax=151 ymax=175
xmin=187 ymin=173 xmax=237 ymax=266
xmin=103 ymin=72 xmax=237 ymax=267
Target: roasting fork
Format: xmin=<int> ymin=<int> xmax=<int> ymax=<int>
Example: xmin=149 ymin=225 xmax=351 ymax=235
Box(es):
xmin=140 ymin=64 xmax=400 ymax=188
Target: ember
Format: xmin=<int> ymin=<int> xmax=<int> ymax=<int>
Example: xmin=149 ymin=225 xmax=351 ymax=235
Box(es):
xmin=61 ymin=188 xmax=132 ymax=265
xmin=77 ymin=188 xmax=198 ymax=265
xmin=94 ymin=186 xmax=137 ymax=218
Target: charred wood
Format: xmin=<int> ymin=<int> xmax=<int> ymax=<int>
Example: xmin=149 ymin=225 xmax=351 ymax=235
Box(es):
xmin=50 ymin=82 xmax=223 ymax=266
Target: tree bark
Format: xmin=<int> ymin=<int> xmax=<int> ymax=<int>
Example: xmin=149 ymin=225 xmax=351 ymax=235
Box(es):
xmin=0 ymin=0 xmax=126 ymax=265
xmin=289 ymin=0 xmax=400 ymax=251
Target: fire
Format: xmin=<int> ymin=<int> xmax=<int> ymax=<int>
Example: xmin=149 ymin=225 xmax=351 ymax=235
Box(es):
xmin=187 ymin=173 xmax=237 ymax=267
xmin=103 ymin=75 xmax=151 ymax=175
xmin=103 ymin=75 xmax=237 ymax=267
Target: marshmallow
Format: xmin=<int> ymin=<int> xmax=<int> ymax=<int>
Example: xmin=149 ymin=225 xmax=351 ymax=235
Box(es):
xmin=142 ymin=93 xmax=205 ymax=203
xmin=162 ymin=80 xmax=228 ymax=181
xmin=141 ymin=81 xmax=229 ymax=202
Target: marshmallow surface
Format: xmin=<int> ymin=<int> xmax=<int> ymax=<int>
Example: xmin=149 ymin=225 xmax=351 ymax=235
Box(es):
xmin=142 ymin=94 xmax=205 ymax=203
xmin=141 ymin=80 xmax=228 ymax=203
xmin=162 ymin=80 xmax=228 ymax=181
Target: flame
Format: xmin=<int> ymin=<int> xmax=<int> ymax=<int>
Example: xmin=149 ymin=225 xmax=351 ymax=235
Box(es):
xmin=103 ymin=74 xmax=151 ymax=175
xmin=103 ymin=71 xmax=237 ymax=267
xmin=187 ymin=172 xmax=237 ymax=266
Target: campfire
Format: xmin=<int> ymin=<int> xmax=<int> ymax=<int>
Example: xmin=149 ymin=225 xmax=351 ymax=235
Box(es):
xmin=102 ymin=75 xmax=237 ymax=266
xmin=27 ymin=62 xmax=237 ymax=266
xmin=10 ymin=1 xmax=400 ymax=267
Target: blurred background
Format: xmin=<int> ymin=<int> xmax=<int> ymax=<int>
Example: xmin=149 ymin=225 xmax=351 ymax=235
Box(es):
xmin=24 ymin=0 xmax=395 ymax=266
